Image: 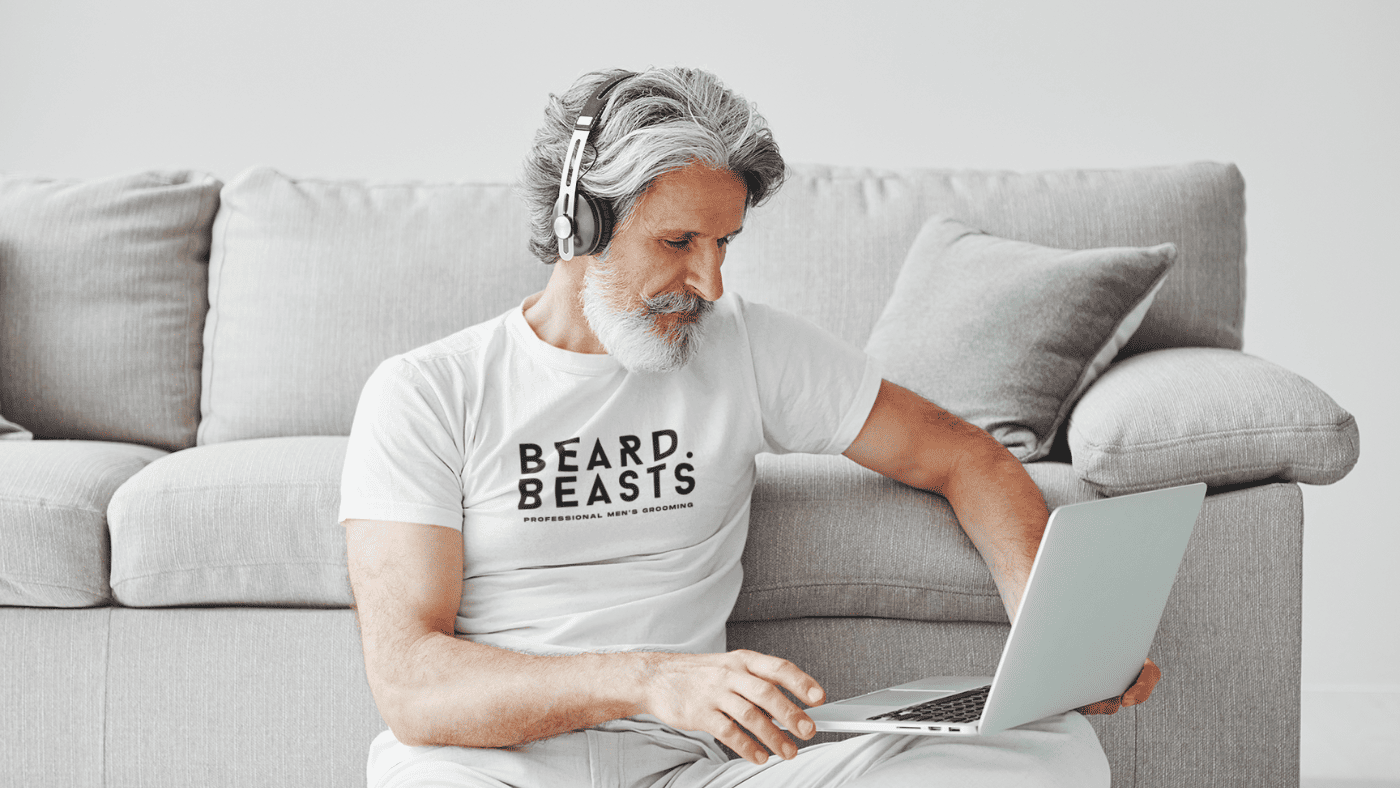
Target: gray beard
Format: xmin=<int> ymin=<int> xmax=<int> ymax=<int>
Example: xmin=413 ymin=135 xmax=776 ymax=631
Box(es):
xmin=580 ymin=263 xmax=714 ymax=373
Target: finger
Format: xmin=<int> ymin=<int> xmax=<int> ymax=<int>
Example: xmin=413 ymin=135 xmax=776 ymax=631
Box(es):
xmin=733 ymin=673 xmax=817 ymax=741
xmin=736 ymin=650 xmax=826 ymax=708
xmin=1123 ymin=658 xmax=1162 ymax=706
xmin=709 ymin=709 xmax=773 ymax=765
xmin=1074 ymin=698 xmax=1121 ymax=715
xmin=722 ymin=691 xmax=799 ymax=761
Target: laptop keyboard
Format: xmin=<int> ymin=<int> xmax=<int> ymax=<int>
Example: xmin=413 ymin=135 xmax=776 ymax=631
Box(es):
xmin=867 ymin=684 xmax=992 ymax=723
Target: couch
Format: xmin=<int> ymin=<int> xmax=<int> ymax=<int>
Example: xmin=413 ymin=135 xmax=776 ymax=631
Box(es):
xmin=0 ymin=162 xmax=1360 ymax=788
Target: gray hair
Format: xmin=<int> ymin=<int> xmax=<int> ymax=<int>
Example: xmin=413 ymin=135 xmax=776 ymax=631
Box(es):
xmin=519 ymin=67 xmax=786 ymax=265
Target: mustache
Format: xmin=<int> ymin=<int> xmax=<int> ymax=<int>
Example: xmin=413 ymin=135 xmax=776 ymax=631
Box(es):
xmin=642 ymin=291 xmax=714 ymax=318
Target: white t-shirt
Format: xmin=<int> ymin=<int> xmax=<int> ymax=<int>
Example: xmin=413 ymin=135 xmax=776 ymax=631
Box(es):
xmin=338 ymin=292 xmax=881 ymax=656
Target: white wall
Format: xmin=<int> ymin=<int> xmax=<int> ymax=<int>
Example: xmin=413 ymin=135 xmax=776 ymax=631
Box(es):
xmin=3 ymin=0 xmax=1396 ymax=779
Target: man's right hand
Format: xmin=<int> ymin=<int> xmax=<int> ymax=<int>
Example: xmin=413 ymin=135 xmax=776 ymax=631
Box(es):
xmin=630 ymin=649 xmax=826 ymax=764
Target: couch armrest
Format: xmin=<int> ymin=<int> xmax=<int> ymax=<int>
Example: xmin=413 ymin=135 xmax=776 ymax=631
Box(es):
xmin=1067 ymin=348 xmax=1359 ymax=495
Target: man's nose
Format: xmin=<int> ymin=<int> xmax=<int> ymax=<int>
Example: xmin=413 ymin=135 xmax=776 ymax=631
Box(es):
xmin=687 ymin=245 xmax=725 ymax=302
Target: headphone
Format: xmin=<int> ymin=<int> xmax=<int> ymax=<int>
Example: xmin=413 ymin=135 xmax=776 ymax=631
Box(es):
xmin=551 ymin=71 xmax=637 ymax=261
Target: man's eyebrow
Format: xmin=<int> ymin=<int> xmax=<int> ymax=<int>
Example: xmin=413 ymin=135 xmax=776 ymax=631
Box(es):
xmin=655 ymin=226 xmax=744 ymax=238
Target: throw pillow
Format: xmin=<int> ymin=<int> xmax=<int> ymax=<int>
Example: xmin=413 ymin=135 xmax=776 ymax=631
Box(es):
xmin=1067 ymin=347 xmax=1360 ymax=495
xmin=0 ymin=171 xmax=219 ymax=451
xmin=865 ymin=215 xmax=1176 ymax=462
xmin=0 ymin=387 xmax=29 ymax=439
xmin=0 ymin=411 xmax=32 ymax=440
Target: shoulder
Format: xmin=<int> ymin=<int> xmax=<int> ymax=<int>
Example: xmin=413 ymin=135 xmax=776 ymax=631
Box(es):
xmin=380 ymin=312 xmax=510 ymax=384
xmin=359 ymin=311 xmax=513 ymax=412
xmin=722 ymin=294 xmax=845 ymax=351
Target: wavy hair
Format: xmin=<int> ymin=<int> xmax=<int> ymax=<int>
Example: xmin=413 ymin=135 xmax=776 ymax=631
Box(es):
xmin=519 ymin=67 xmax=786 ymax=265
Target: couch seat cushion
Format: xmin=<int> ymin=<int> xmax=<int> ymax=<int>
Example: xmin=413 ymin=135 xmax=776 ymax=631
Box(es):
xmin=0 ymin=171 xmax=220 ymax=451
xmin=0 ymin=440 xmax=167 ymax=606
xmin=733 ymin=453 xmax=1099 ymax=624
xmin=108 ymin=436 xmax=351 ymax=607
xmin=105 ymin=435 xmax=1097 ymax=624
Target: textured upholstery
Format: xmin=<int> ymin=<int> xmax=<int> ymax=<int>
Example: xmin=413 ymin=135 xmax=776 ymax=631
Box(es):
xmin=1069 ymin=348 xmax=1361 ymax=494
xmin=108 ymin=436 xmax=350 ymax=607
xmin=0 ymin=171 xmax=219 ymax=450
xmin=199 ymin=168 xmax=549 ymax=444
xmin=199 ymin=163 xmax=1246 ymax=447
xmin=0 ymin=440 xmax=166 ymax=606
xmin=0 ymin=607 xmax=110 ymax=788
xmin=736 ymin=455 xmax=1100 ymax=624
xmin=2 ymin=481 xmax=1303 ymax=788
xmin=103 ymin=608 xmax=385 ymax=788
xmin=722 ymin=163 xmax=1246 ymax=353
xmin=730 ymin=481 xmax=1305 ymax=788
xmin=0 ymin=410 xmax=31 ymax=439
xmin=1133 ymin=482 xmax=1303 ymax=787
xmin=0 ymin=162 xmax=1320 ymax=788
xmin=0 ymin=606 xmax=384 ymax=788
xmin=104 ymin=436 xmax=1094 ymax=626
xmin=865 ymin=215 xmax=1177 ymax=461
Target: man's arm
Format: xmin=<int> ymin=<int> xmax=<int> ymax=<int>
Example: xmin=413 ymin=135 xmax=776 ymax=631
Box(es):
xmin=842 ymin=380 xmax=1160 ymax=709
xmin=345 ymin=519 xmax=825 ymax=763
xmin=842 ymin=379 xmax=1045 ymax=620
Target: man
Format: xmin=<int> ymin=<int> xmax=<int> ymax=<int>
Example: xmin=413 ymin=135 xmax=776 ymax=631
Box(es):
xmin=340 ymin=66 xmax=1154 ymax=788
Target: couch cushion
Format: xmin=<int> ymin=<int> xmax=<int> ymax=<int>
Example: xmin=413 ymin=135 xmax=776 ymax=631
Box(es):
xmin=1068 ymin=348 xmax=1361 ymax=495
xmin=199 ymin=168 xmax=550 ymax=444
xmin=865 ymin=215 xmax=1175 ymax=461
xmin=0 ymin=440 xmax=167 ymax=606
xmin=104 ymin=434 xmax=1096 ymax=622
xmin=732 ymin=453 xmax=1099 ymax=625
xmin=723 ymin=162 xmax=1246 ymax=355
xmin=0 ymin=171 xmax=220 ymax=451
xmin=200 ymin=163 xmax=1243 ymax=446
xmin=108 ymin=436 xmax=351 ymax=607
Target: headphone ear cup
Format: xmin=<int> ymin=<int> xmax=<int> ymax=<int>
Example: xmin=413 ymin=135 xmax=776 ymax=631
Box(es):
xmin=573 ymin=191 xmax=616 ymax=257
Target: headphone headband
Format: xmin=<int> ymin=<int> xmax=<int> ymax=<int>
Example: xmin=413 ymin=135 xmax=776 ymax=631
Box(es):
xmin=553 ymin=71 xmax=638 ymax=261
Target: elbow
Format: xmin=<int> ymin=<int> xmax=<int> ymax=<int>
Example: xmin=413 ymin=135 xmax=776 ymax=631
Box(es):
xmin=371 ymin=677 xmax=505 ymax=749
xmin=369 ymin=676 xmax=434 ymax=746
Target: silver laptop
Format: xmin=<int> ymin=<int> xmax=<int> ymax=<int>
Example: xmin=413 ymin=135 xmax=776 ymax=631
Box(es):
xmin=789 ymin=482 xmax=1206 ymax=737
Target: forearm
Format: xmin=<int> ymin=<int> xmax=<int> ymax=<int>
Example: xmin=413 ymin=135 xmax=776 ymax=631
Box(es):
xmin=842 ymin=381 xmax=1049 ymax=621
xmin=347 ymin=520 xmax=819 ymax=763
xmin=941 ymin=440 xmax=1048 ymax=621
xmin=381 ymin=632 xmax=646 ymax=748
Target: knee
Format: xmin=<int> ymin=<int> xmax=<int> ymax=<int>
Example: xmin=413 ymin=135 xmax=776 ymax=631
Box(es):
xmin=1023 ymin=712 xmax=1111 ymax=788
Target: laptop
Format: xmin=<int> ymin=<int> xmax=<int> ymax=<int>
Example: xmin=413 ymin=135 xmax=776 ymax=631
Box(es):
xmin=787 ymin=482 xmax=1206 ymax=737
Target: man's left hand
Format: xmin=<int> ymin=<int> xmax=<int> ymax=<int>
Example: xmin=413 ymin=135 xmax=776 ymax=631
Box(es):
xmin=1076 ymin=658 xmax=1161 ymax=715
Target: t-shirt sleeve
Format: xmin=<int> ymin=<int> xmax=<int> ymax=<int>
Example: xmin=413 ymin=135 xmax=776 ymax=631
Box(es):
xmin=338 ymin=356 xmax=466 ymax=530
xmin=741 ymin=299 xmax=883 ymax=456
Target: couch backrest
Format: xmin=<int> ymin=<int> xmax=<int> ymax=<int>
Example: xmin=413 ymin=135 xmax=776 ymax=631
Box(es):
xmin=2 ymin=163 xmax=1247 ymax=449
xmin=723 ymin=163 xmax=1246 ymax=352
xmin=197 ymin=168 xmax=549 ymax=444
xmin=200 ymin=162 xmax=1245 ymax=445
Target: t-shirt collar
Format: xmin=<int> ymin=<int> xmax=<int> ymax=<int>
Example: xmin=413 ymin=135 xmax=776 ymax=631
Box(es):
xmin=507 ymin=299 xmax=624 ymax=376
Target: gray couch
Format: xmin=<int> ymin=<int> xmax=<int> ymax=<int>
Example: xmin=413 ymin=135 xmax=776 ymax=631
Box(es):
xmin=0 ymin=162 xmax=1360 ymax=787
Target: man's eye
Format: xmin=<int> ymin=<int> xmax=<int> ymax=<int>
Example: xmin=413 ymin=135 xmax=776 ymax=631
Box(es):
xmin=664 ymin=238 xmax=690 ymax=250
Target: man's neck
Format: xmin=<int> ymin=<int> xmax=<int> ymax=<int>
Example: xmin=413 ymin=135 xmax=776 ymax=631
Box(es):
xmin=522 ymin=261 xmax=606 ymax=355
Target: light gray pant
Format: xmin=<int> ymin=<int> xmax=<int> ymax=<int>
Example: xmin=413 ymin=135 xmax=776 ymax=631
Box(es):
xmin=367 ymin=712 xmax=1110 ymax=788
